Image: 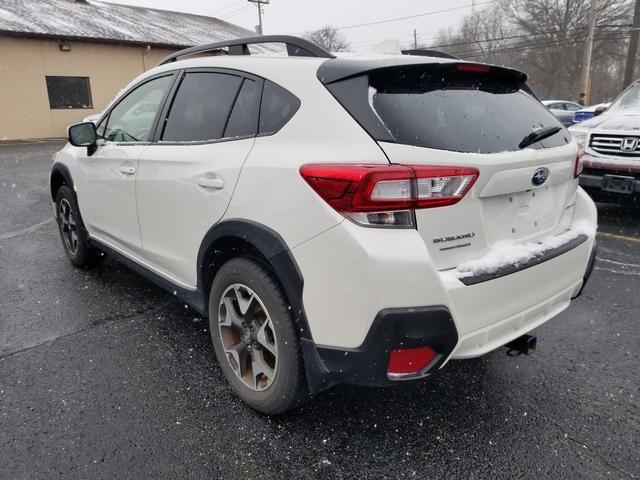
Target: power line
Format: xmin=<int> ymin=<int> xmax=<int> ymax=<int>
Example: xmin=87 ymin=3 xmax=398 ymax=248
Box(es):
xmin=457 ymin=34 xmax=630 ymax=58
xmin=453 ymin=32 xmax=630 ymax=59
xmin=298 ymin=1 xmax=497 ymax=34
xmin=219 ymin=4 xmax=253 ymax=19
xmin=210 ymin=1 xmax=245 ymax=16
xmin=427 ymin=24 xmax=631 ymax=50
xmin=349 ymin=25 xmax=628 ymax=51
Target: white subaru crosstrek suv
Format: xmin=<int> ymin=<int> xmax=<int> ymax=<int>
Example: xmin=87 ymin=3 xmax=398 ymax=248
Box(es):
xmin=50 ymin=36 xmax=597 ymax=414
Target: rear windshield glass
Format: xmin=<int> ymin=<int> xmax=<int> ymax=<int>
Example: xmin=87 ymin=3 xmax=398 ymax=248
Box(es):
xmin=337 ymin=65 xmax=569 ymax=153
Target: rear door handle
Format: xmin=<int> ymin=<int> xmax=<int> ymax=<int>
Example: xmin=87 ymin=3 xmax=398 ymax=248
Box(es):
xmin=118 ymin=166 xmax=136 ymax=175
xmin=197 ymin=177 xmax=225 ymax=189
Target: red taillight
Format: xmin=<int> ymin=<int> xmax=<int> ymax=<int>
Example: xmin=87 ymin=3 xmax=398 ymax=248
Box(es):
xmin=387 ymin=346 xmax=437 ymax=375
xmin=299 ymin=164 xmax=414 ymax=212
xmin=300 ymin=164 xmax=478 ymax=220
xmin=574 ymin=145 xmax=585 ymax=179
xmin=455 ymin=63 xmax=491 ymax=73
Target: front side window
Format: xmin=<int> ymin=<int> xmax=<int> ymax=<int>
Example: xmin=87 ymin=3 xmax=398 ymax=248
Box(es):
xmin=104 ymin=75 xmax=173 ymax=143
xmin=45 ymin=76 xmax=92 ymax=109
xmin=162 ymin=72 xmax=243 ymax=142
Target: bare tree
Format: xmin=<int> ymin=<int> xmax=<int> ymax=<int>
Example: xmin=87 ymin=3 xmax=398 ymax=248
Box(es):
xmin=304 ymin=25 xmax=351 ymax=52
xmin=429 ymin=0 xmax=632 ymax=102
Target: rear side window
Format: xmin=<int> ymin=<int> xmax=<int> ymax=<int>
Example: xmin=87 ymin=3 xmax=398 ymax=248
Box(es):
xmin=328 ymin=65 xmax=570 ymax=154
xmin=225 ymin=78 xmax=261 ymax=138
xmin=162 ymin=72 xmax=243 ymax=142
xmin=259 ymin=80 xmax=300 ymax=135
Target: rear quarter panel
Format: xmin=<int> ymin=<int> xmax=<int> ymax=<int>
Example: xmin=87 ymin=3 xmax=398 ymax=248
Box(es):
xmin=223 ymin=60 xmax=389 ymax=250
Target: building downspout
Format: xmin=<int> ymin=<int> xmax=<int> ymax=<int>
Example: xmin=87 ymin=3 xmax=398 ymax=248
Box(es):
xmin=141 ymin=45 xmax=151 ymax=71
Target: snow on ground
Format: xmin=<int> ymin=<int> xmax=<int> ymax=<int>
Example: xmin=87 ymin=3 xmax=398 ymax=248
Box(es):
xmin=444 ymin=220 xmax=596 ymax=280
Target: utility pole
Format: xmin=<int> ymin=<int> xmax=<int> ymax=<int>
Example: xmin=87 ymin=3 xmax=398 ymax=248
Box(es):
xmin=623 ymin=0 xmax=640 ymax=88
xmin=580 ymin=0 xmax=598 ymax=105
xmin=413 ymin=29 xmax=418 ymax=49
xmin=247 ymin=0 xmax=269 ymax=35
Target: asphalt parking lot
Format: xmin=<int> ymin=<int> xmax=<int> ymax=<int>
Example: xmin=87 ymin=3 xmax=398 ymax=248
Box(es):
xmin=1 ymin=141 xmax=639 ymax=479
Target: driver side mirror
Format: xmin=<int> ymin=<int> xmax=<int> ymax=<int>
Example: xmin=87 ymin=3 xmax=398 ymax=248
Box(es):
xmin=594 ymin=105 xmax=607 ymax=116
xmin=68 ymin=122 xmax=98 ymax=155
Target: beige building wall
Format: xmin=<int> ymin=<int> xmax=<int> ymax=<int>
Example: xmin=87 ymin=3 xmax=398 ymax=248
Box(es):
xmin=0 ymin=36 xmax=174 ymax=141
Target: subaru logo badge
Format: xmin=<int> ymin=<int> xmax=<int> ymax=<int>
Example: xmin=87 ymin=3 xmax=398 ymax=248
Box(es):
xmin=531 ymin=168 xmax=549 ymax=186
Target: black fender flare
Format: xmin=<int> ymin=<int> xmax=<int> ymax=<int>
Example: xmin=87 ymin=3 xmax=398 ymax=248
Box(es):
xmin=196 ymin=219 xmax=312 ymax=340
xmin=49 ymin=163 xmax=90 ymax=237
xmin=197 ymin=219 xmax=333 ymax=391
xmin=49 ymin=163 xmax=75 ymax=202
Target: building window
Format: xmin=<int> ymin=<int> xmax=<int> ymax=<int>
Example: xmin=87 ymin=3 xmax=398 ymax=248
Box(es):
xmin=45 ymin=76 xmax=93 ymax=109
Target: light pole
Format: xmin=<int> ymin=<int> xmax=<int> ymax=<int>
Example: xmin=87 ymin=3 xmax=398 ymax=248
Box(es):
xmin=623 ymin=0 xmax=640 ymax=88
xmin=247 ymin=0 xmax=269 ymax=35
xmin=580 ymin=0 xmax=598 ymax=105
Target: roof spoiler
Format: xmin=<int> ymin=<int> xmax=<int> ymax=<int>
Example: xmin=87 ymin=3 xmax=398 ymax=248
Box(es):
xmin=318 ymin=59 xmax=528 ymax=85
xmin=158 ymin=35 xmax=335 ymax=65
xmin=401 ymin=49 xmax=460 ymax=60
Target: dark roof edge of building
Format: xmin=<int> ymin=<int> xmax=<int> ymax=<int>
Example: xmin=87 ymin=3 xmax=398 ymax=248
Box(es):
xmin=0 ymin=30 xmax=190 ymax=50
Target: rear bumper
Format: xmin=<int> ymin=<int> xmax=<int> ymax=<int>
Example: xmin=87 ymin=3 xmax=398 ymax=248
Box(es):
xmin=293 ymin=189 xmax=597 ymax=388
xmin=301 ymin=238 xmax=598 ymax=391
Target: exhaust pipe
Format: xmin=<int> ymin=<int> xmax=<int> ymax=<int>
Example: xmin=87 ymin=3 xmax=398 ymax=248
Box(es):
xmin=505 ymin=334 xmax=537 ymax=357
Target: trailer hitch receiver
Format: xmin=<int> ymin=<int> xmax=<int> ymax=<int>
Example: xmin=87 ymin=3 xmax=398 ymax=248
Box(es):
xmin=505 ymin=334 xmax=537 ymax=357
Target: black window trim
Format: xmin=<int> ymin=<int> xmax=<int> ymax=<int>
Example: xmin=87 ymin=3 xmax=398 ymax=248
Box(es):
xmin=46 ymin=75 xmax=94 ymax=110
xmin=95 ymin=67 xmax=300 ymax=148
xmin=96 ymin=71 xmax=180 ymax=147
xmin=153 ymin=67 xmax=266 ymax=146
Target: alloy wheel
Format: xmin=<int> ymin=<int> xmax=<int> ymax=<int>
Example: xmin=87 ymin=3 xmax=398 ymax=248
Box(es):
xmin=218 ymin=283 xmax=278 ymax=391
xmin=59 ymin=198 xmax=79 ymax=255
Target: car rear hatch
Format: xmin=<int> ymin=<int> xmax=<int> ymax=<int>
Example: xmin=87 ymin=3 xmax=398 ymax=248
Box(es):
xmin=320 ymin=58 xmax=579 ymax=271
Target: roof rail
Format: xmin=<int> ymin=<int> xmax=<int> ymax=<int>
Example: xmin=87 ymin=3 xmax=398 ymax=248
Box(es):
xmin=401 ymin=49 xmax=460 ymax=60
xmin=158 ymin=35 xmax=335 ymax=65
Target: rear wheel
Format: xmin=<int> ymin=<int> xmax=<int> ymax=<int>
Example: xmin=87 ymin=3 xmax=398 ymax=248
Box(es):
xmin=209 ymin=257 xmax=308 ymax=414
xmin=55 ymin=185 xmax=104 ymax=268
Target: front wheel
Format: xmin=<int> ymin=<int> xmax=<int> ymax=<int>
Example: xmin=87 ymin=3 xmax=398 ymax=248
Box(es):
xmin=55 ymin=185 xmax=104 ymax=268
xmin=209 ymin=257 xmax=308 ymax=414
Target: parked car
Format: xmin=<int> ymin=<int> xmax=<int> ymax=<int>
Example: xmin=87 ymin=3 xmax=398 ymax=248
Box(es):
xmin=542 ymin=100 xmax=583 ymax=126
xmin=569 ymin=81 xmax=640 ymax=202
xmin=50 ymin=36 xmax=597 ymax=414
xmin=572 ymin=102 xmax=610 ymax=124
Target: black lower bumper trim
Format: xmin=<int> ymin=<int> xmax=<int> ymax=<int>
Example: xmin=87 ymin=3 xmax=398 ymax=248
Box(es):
xmin=458 ymin=234 xmax=589 ymax=286
xmin=572 ymin=239 xmax=597 ymax=299
xmin=301 ymin=306 xmax=458 ymax=393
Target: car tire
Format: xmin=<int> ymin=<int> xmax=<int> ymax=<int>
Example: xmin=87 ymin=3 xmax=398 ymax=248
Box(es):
xmin=209 ymin=257 xmax=309 ymax=414
xmin=55 ymin=185 xmax=104 ymax=268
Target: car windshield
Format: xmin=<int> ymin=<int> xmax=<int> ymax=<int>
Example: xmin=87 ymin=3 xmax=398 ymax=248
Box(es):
xmin=608 ymin=83 xmax=640 ymax=113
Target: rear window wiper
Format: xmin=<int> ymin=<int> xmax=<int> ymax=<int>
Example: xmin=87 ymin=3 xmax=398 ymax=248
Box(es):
xmin=519 ymin=126 xmax=562 ymax=149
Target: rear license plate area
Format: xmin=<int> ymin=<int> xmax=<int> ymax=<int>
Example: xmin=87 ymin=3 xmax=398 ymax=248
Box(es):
xmin=602 ymin=174 xmax=635 ymax=194
xmin=482 ymin=185 xmax=556 ymax=244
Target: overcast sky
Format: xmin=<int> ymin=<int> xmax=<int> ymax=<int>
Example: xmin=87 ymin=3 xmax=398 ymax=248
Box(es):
xmin=101 ymin=0 xmax=479 ymax=51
